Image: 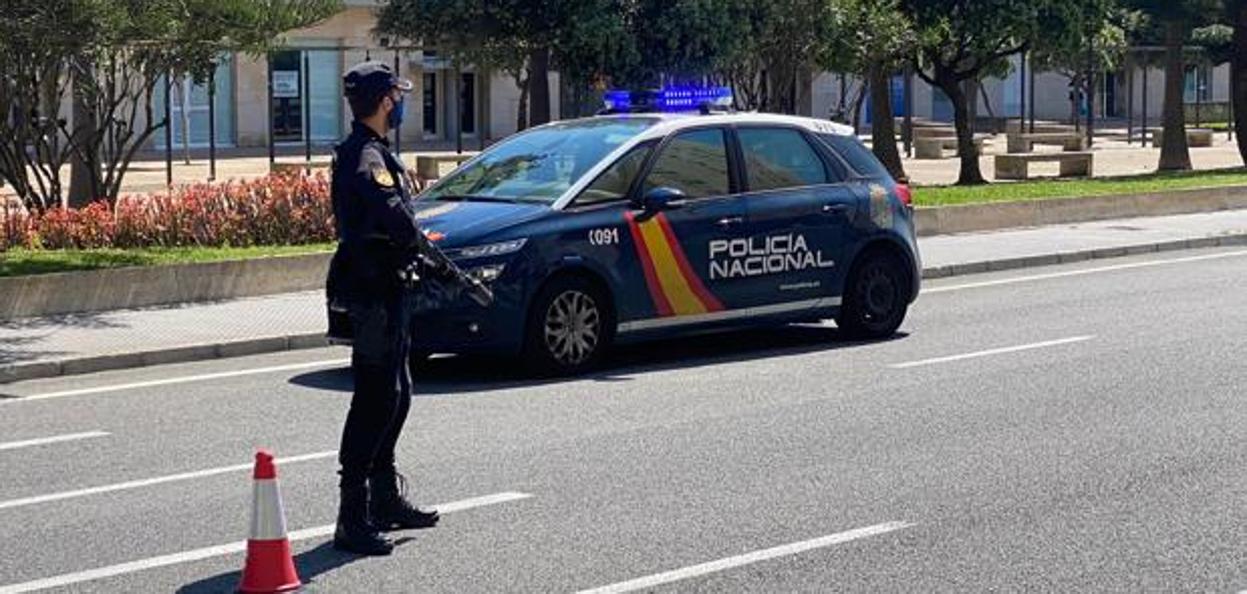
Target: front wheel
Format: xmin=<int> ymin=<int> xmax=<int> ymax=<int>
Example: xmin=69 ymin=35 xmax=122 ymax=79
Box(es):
xmin=836 ymin=249 xmax=911 ymax=340
xmin=522 ymin=275 xmax=614 ymax=376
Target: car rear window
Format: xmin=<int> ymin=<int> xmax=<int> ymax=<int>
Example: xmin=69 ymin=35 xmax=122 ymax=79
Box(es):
xmin=818 ymin=133 xmax=891 ymax=179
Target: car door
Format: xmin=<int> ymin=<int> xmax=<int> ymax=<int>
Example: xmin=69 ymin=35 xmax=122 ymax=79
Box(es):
xmin=736 ymin=126 xmax=859 ymax=308
xmin=627 ymin=126 xmax=750 ymax=321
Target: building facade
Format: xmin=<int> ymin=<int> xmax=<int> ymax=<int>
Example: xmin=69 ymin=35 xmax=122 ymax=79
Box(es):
xmin=151 ymin=2 xmax=559 ymax=151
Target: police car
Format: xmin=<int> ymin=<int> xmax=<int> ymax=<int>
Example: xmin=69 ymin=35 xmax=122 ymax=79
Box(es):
xmin=412 ymin=86 xmax=920 ymax=375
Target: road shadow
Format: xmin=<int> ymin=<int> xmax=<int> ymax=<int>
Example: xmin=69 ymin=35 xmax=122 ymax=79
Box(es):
xmin=289 ymin=324 xmax=909 ymax=397
xmin=175 ymin=537 xmax=416 ymax=593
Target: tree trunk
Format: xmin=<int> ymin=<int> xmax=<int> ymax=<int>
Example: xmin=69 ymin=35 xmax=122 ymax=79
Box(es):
xmin=868 ymin=64 xmax=906 ymax=181
xmin=850 ymin=83 xmax=867 ymax=133
xmin=1159 ymin=19 xmax=1192 ymax=171
xmin=527 ymin=48 xmax=551 ymax=126
xmin=1232 ymin=0 xmax=1247 ymax=166
xmin=938 ymin=76 xmax=985 ymax=185
xmin=68 ymin=61 xmax=99 ymax=208
xmin=513 ymin=71 xmax=529 ymax=132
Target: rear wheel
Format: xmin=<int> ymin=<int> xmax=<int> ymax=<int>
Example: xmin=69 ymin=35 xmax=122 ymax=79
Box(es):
xmin=522 ymin=275 xmax=614 ymax=376
xmin=836 ymin=249 xmax=910 ymax=339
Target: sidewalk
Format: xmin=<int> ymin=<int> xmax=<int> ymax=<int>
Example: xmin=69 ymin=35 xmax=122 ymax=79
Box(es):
xmin=3 ymin=209 xmax=1245 ymax=383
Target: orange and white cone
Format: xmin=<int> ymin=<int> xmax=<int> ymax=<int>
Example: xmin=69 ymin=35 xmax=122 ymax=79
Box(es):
xmin=237 ymin=450 xmax=302 ymax=594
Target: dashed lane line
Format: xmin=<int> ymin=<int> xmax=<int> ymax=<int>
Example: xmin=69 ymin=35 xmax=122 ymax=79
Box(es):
xmin=889 ymin=336 xmax=1095 ymax=369
xmin=0 ymin=431 xmax=110 ymax=452
xmin=0 ymin=451 xmax=337 ymax=511
xmin=0 ymin=491 xmax=533 ymax=594
xmin=576 ymin=521 xmax=913 ymax=594
xmin=2 ymin=358 xmax=349 ymax=404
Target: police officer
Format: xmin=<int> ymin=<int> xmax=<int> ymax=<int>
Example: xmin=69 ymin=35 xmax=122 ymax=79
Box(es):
xmin=326 ymin=61 xmax=450 ymax=555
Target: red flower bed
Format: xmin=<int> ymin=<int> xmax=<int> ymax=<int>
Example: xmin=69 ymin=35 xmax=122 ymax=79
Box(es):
xmin=0 ymin=173 xmax=333 ymax=252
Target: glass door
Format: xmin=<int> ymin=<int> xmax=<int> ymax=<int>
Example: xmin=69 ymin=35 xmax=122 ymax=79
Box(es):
xmin=460 ymin=72 xmax=477 ymax=136
xmin=156 ymin=55 xmax=234 ymax=148
xmin=423 ymin=72 xmax=439 ymax=138
xmin=270 ymin=49 xmax=341 ymax=144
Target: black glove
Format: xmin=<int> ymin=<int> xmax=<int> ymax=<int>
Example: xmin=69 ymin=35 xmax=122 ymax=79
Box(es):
xmin=466 ymin=278 xmax=494 ymax=307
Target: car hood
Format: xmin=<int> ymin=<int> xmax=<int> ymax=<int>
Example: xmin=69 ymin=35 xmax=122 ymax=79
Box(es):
xmin=412 ymin=200 xmax=549 ymax=247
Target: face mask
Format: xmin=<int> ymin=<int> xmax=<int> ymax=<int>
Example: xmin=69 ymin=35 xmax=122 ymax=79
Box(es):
xmin=387 ymin=96 xmax=405 ymax=129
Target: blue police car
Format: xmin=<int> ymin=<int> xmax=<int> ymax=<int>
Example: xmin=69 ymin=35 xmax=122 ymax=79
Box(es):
xmin=411 ymin=87 xmax=920 ymax=375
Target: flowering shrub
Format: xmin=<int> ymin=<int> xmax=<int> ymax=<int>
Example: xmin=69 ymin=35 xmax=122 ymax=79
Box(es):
xmin=0 ymin=173 xmax=333 ymax=252
xmin=1 ymin=200 xmax=36 ymax=251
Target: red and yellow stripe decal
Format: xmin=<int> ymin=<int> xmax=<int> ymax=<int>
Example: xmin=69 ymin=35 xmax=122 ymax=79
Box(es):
xmin=625 ymin=212 xmax=723 ymax=317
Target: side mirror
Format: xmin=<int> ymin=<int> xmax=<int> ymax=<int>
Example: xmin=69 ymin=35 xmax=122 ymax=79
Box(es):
xmin=635 ymin=186 xmax=686 ymax=212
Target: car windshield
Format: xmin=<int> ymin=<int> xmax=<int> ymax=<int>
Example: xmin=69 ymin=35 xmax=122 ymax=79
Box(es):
xmin=420 ymin=118 xmax=657 ymax=204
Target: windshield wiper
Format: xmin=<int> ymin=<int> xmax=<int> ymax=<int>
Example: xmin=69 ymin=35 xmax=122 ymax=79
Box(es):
xmin=432 ymin=194 xmax=521 ymax=204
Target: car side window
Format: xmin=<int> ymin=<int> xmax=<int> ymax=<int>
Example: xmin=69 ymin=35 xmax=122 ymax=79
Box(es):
xmin=575 ymin=143 xmax=653 ymax=206
xmin=642 ymin=129 xmax=730 ymax=199
xmin=738 ymin=128 xmax=829 ymax=192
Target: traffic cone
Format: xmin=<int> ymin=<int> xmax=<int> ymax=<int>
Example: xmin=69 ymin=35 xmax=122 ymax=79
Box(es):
xmin=237 ymin=450 xmax=302 ymax=593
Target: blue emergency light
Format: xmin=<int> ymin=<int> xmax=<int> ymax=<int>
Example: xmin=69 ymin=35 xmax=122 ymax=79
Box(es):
xmin=602 ymin=86 xmax=734 ymax=113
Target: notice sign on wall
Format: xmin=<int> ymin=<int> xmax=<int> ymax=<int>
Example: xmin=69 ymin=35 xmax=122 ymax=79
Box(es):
xmin=273 ymin=71 xmax=300 ymax=98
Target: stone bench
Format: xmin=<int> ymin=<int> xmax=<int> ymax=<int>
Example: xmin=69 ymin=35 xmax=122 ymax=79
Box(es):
xmin=269 ymin=161 xmax=330 ymax=175
xmin=911 ymin=126 xmax=958 ymax=139
xmin=995 ymin=152 xmax=1093 ymax=180
xmin=1006 ymin=132 xmax=1086 ymax=153
xmin=914 ymin=136 xmax=986 ymax=159
xmin=412 ymin=152 xmax=478 ymax=180
xmin=1149 ymin=128 xmax=1214 ymax=148
xmin=1006 ymin=121 xmax=1077 ymax=135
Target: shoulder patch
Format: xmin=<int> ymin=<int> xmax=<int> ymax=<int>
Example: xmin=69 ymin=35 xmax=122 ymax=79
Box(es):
xmin=371 ymin=163 xmax=395 ymax=188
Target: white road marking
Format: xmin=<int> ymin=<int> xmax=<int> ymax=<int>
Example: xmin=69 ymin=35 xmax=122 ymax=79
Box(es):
xmin=0 ymin=451 xmax=336 ymax=511
xmin=925 ymin=249 xmax=1247 ymax=294
xmin=577 ymin=521 xmax=912 ymax=594
xmin=0 ymin=491 xmax=532 ymax=594
xmin=0 ymin=431 xmax=110 ymax=452
xmin=5 ymin=358 xmax=350 ymax=403
xmin=890 ymin=335 xmax=1095 ymax=369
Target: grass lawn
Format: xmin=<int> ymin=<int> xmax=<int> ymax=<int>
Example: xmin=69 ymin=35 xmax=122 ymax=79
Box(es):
xmin=0 ymin=243 xmax=334 ymax=277
xmin=915 ymin=167 xmax=1247 ymax=207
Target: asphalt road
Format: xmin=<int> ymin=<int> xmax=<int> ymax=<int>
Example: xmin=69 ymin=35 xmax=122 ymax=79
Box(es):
xmin=1 ymin=246 xmax=1245 ymax=593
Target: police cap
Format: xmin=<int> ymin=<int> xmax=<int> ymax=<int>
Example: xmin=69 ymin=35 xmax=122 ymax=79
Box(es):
xmin=343 ymin=61 xmax=413 ymax=102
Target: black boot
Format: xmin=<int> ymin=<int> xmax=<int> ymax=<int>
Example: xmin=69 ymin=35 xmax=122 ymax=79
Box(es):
xmin=369 ymin=471 xmax=440 ymax=531
xmin=334 ymin=486 xmax=394 ymax=555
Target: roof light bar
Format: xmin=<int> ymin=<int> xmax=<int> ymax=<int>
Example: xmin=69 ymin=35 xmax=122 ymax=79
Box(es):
xmin=602 ymin=86 xmax=734 ymax=113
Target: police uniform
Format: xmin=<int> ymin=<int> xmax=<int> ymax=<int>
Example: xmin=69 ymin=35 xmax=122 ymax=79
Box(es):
xmin=327 ymin=61 xmax=450 ymax=556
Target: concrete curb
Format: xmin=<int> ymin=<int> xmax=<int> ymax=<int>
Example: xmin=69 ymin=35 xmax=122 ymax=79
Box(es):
xmin=914 ymin=185 xmax=1247 ymax=236
xmin=2 ymin=187 xmax=1245 ymax=320
xmin=0 ymin=252 xmax=332 ymax=320
xmin=4 ymin=232 xmax=1244 ymax=386
xmin=920 ymin=232 xmax=1247 ymax=280
xmin=0 ymin=333 xmax=331 ymax=384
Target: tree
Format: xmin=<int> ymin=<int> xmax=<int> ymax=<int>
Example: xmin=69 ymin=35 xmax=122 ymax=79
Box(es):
xmin=1224 ymin=0 xmax=1246 ymax=165
xmin=826 ymin=0 xmax=914 ymax=180
xmin=1125 ymin=0 xmax=1220 ymax=171
xmin=1031 ymin=1 xmax=1130 ymax=128
xmin=380 ymin=0 xmax=625 ymax=130
xmin=0 ymin=0 xmax=340 ymax=211
xmin=902 ymin=0 xmax=1047 ymax=185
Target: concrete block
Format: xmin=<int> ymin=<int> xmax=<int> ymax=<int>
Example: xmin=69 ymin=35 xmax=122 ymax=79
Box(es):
xmin=288 ymin=333 xmax=330 ymax=350
xmin=216 ymin=336 xmax=290 ymax=358
xmin=62 ymin=352 xmax=145 ymax=376
xmin=0 ymin=361 xmax=62 ymax=384
xmin=141 ymin=344 xmax=218 ymax=367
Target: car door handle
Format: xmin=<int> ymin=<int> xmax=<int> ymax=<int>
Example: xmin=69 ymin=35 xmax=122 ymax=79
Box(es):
xmin=822 ymin=203 xmax=851 ymax=214
xmin=716 ymin=216 xmax=744 ymax=228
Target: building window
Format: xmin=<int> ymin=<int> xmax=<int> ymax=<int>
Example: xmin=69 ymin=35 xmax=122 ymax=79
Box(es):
xmin=423 ymin=72 xmax=438 ymax=137
xmin=268 ymin=49 xmax=341 ymax=144
xmin=155 ymin=54 xmax=235 ymax=148
xmin=460 ymin=72 xmax=477 ymax=135
xmin=1184 ymin=65 xmax=1211 ymax=103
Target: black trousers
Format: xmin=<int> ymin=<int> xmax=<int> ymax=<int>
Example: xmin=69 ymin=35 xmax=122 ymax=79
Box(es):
xmin=338 ymin=290 xmax=416 ymax=489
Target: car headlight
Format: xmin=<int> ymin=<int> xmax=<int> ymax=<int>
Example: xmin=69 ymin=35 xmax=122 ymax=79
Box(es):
xmin=467 ymin=264 xmax=507 ymax=283
xmin=449 ymin=238 xmax=527 ymax=260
